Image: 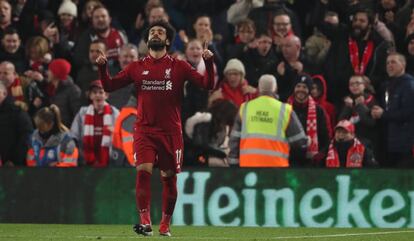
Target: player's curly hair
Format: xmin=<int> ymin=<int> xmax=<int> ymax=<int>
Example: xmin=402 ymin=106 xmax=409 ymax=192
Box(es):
xmin=143 ymin=20 xmax=176 ymax=50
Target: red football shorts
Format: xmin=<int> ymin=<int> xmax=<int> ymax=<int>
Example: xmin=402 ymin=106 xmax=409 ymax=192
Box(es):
xmin=133 ymin=133 xmax=183 ymax=173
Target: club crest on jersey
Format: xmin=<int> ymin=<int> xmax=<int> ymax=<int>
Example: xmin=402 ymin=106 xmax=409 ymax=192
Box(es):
xmin=165 ymin=68 xmax=171 ymax=79
xmin=166 ymin=80 xmax=172 ymax=90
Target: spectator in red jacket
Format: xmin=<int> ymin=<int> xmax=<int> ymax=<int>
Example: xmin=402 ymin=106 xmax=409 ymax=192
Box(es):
xmin=311 ymin=74 xmax=335 ymax=137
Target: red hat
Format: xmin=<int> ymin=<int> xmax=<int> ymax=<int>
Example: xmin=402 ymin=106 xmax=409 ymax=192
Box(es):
xmin=48 ymin=59 xmax=71 ymax=80
xmin=89 ymin=80 xmax=104 ymax=90
xmin=335 ymin=120 xmax=355 ymax=134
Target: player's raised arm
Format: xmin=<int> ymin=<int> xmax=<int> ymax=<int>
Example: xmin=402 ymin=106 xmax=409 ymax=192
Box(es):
xmin=96 ymin=49 xmax=133 ymax=92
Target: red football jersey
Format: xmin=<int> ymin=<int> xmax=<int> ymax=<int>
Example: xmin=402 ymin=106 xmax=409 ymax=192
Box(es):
xmin=93 ymin=28 xmax=126 ymax=60
xmin=99 ymin=54 xmax=215 ymax=135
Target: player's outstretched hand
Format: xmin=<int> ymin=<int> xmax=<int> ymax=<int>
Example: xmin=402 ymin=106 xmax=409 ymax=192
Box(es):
xmin=96 ymin=49 xmax=108 ymax=65
xmin=202 ymin=41 xmax=214 ymax=59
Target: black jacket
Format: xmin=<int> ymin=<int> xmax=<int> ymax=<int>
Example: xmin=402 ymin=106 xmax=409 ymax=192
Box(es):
xmin=46 ymin=78 xmax=81 ymax=127
xmin=338 ymin=93 xmax=379 ymax=152
xmin=241 ymin=47 xmax=279 ymax=87
xmin=379 ymin=74 xmax=414 ymax=153
xmin=0 ymin=96 xmax=33 ymax=165
xmin=0 ymin=47 xmax=28 ymax=74
xmin=276 ymin=55 xmax=310 ymax=102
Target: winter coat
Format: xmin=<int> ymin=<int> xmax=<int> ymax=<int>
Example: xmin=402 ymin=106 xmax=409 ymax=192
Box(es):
xmin=47 ymin=78 xmax=81 ymax=127
xmin=378 ymin=74 xmax=414 ymax=153
xmin=338 ymin=93 xmax=378 ymax=153
xmin=27 ymin=130 xmax=78 ymax=167
xmin=185 ymin=112 xmax=230 ymax=167
xmin=276 ymin=56 xmax=310 ymax=102
xmin=241 ymin=47 xmax=279 ymax=87
xmin=0 ymin=47 xmax=28 ymax=74
xmin=75 ymin=63 xmax=99 ymax=105
xmin=0 ymin=96 xmax=33 ymax=165
xmin=326 ymin=138 xmax=377 ymax=168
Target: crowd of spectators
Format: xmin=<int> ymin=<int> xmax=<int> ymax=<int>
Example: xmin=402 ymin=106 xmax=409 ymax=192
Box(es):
xmin=0 ymin=0 xmax=414 ymax=168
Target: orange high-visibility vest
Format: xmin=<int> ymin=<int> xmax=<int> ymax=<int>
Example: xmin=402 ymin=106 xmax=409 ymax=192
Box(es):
xmin=239 ymin=96 xmax=292 ymax=167
xmin=26 ymin=133 xmax=78 ymax=167
xmin=113 ymin=107 xmax=136 ymax=166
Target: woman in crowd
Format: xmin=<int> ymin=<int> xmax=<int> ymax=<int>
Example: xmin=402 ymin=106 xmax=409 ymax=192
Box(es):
xmin=338 ymin=75 xmax=379 ymax=159
xmin=24 ymin=36 xmax=51 ymax=73
xmin=79 ymin=0 xmax=104 ymax=32
xmin=27 ymin=104 xmax=78 ymax=167
xmin=208 ymin=58 xmax=257 ymax=108
xmin=226 ymin=18 xmax=256 ymax=59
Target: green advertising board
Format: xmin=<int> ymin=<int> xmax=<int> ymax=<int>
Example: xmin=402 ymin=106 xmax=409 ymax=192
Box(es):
xmin=0 ymin=168 xmax=413 ymax=228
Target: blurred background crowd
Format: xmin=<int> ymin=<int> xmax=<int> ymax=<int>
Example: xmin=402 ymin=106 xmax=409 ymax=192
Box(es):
xmin=0 ymin=0 xmax=414 ymax=168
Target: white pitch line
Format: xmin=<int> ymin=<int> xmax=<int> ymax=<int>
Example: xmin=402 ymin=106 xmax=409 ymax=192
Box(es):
xmin=270 ymin=230 xmax=414 ymax=240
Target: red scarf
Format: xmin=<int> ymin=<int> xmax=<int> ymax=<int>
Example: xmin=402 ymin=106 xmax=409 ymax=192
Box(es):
xmin=326 ymin=139 xmax=365 ymax=168
xmin=348 ymin=38 xmax=374 ymax=75
xmin=221 ymin=80 xmax=255 ymax=107
xmin=8 ymin=78 xmax=24 ymax=102
xmin=83 ymin=103 xmax=113 ymax=167
xmin=288 ymin=96 xmax=319 ymax=157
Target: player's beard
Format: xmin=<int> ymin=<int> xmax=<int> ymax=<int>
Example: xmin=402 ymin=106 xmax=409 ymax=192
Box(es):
xmin=148 ymin=38 xmax=167 ymax=51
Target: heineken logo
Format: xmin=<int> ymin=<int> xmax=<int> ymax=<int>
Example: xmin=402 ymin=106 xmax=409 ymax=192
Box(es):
xmin=173 ymin=173 xmax=414 ymax=228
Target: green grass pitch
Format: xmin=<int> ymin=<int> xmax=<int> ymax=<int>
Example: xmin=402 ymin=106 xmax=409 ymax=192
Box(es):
xmin=0 ymin=224 xmax=413 ymax=241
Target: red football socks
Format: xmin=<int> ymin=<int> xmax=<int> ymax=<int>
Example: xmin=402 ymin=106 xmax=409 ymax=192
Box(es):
xmin=161 ymin=175 xmax=177 ymax=225
xmin=160 ymin=213 xmax=172 ymax=233
xmin=136 ymin=172 xmax=177 ymax=227
xmin=136 ymin=170 xmax=152 ymax=225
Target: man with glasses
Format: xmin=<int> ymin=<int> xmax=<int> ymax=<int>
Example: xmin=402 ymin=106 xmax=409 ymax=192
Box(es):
xmin=272 ymin=12 xmax=294 ymax=48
